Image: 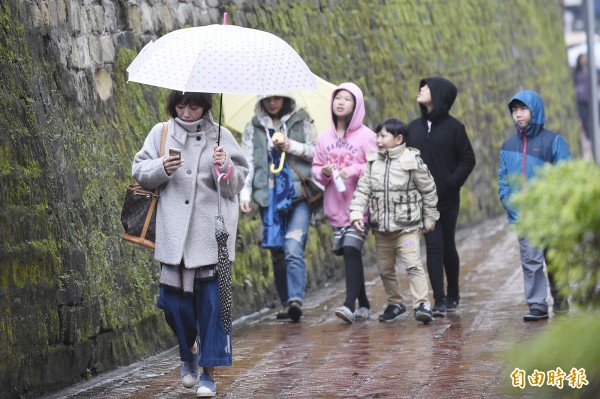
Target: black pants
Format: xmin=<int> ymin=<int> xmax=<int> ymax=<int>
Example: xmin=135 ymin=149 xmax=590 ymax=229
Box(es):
xmin=342 ymin=246 xmax=370 ymax=312
xmin=424 ymin=205 xmax=460 ymax=302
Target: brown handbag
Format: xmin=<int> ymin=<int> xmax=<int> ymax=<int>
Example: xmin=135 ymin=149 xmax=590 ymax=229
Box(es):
xmin=121 ymin=122 xmax=168 ymax=249
xmin=287 ymin=158 xmax=324 ymax=213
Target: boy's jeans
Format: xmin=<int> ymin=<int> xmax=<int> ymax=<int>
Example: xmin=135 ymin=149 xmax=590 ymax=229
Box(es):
xmin=282 ymin=200 xmax=311 ymax=305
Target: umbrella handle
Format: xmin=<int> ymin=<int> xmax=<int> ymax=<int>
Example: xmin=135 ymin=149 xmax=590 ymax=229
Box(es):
xmin=270 ymin=152 xmax=286 ymax=174
xmin=215 ymin=164 xmax=232 ymax=215
xmin=214 ymin=164 xmax=233 ymax=180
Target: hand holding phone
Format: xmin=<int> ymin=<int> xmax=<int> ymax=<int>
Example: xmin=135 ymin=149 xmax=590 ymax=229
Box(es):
xmin=165 ymin=148 xmax=182 ymax=176
xmin=168 ymin=147 xmax=181 ymax=160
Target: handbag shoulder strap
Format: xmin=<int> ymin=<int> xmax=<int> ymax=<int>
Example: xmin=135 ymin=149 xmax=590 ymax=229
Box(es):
xmin=153 ymin=122 xmax=169 ymax=196
xmin=159 ymin=122 xmax=168 ymax=156
xmin=286 ymin=158 xmax=307 ymax=181
xmin=140 ymin=122 xmax=168 ymax=242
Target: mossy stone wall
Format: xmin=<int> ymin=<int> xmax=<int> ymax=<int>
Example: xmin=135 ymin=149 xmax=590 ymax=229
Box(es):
xmin=0 ymin=0 xmax=578 ymax=397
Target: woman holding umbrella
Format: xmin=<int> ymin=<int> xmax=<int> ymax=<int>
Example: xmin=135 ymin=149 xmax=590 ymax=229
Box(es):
xmin=239 ymin=94 xmax=318 ymax=322
xmin=132 ymin=90 xmax=248 ymax=397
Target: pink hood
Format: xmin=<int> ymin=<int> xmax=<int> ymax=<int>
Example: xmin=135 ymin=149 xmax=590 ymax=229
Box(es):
xmin=311 ymin=82 xmax=376 ymax=227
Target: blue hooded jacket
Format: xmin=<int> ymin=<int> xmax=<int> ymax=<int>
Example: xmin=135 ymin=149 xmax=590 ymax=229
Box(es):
xmin=498 ymin=90 xmax=571 ymax=223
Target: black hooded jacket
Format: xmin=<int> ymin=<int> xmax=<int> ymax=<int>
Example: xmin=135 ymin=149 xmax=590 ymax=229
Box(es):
xmin=406 ymin=77 xmax=476 ymax=211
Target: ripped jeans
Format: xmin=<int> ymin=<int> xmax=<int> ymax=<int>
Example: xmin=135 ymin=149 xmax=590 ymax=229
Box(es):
xmin=262 ymin=200 xmax=311 ymax=305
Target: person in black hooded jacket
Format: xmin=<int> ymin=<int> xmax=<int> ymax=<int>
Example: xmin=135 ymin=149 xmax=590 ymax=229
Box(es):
xmin=406 ymin=77 xmax=476 ymax=317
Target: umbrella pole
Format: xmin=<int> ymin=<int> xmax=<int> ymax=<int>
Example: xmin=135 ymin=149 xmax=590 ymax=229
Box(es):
xmin=217 ymin=93 xmax=223 ymax=146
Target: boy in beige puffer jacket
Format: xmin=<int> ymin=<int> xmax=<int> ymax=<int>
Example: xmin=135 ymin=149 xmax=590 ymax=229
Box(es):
xmin=350 ymin=118 xmax=439 ymax=324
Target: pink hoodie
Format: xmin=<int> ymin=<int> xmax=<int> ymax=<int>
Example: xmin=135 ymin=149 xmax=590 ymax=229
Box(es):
xmin=311 ymin=82 xmax=377 ymax=227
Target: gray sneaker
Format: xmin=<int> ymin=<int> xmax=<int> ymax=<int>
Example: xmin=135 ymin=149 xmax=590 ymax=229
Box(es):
xmin=355 ymin=307 xmax=371 ymax=321
xmin=181 ymin=339 xmax=200 ymax=388
xmin=378 ymin=303 xmax=406 ymax=322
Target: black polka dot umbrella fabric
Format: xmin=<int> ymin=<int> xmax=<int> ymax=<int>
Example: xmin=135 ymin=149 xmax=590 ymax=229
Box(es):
xmin=215 ymin=213 xmax=232 ymax=336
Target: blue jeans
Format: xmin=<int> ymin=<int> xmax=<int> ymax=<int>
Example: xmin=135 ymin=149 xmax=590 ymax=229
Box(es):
xmin=283 ymin=200 xmax=311 ymax=305
xmin=157 ymin=277 xmax=232 ymax=367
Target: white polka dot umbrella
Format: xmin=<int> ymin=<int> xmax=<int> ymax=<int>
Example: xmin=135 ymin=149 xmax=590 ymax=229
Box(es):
xmin=126 ymin=23 xmax=317 ymax=95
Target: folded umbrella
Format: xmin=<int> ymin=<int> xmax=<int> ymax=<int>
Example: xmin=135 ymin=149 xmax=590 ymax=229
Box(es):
xmin=262 ymin=148 xmax=295 ymax=248
xmin=215 ymin=172 xmax=233 ymax=346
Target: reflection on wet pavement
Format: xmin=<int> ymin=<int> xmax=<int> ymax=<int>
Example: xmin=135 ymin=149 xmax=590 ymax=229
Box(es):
xmin=49 ymin=217 xmax=566 ymax=399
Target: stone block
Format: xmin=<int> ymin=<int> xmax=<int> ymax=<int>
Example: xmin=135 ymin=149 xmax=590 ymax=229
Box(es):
xmin=100 ymin=35 xmax=115 ymax=63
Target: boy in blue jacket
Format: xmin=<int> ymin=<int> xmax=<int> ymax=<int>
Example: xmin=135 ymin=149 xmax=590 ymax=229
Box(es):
xmin=498 ymin=90 xmax=571 ymax=321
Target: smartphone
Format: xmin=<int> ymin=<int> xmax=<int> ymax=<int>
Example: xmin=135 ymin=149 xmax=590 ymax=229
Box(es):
xmin=168 ymin=147 xmax=181 ymax=160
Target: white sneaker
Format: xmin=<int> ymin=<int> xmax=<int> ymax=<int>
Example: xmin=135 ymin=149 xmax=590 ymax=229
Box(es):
xmin=334 ymin=306 xmax=355 ymax=324
xmin=182 ymin=373 xmax=198 ymax=388
xmin=196 ymin=373 xmax=216 ymax=397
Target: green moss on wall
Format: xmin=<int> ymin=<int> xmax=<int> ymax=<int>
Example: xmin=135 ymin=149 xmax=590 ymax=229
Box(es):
xmin=0 ymin=0 xmax=581 ymax=397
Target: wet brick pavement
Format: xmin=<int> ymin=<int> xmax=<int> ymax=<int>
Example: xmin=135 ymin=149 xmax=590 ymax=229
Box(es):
xmin=48 ymin=217 xmax=568 ymax=398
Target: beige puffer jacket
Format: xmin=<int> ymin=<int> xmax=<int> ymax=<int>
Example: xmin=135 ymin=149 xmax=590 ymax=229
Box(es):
xmin=349 ymin=144 xmax=439 ymax=232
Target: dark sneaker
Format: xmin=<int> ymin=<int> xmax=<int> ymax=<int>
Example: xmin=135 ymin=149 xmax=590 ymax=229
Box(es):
xmin=432 ymin=299 xmax=446 ymax=317
xmin=288 ymin=301 xmax=303 ymax=322
xmin=414 ymin=303 xmax=434 ymax=324
xmin=378 ymin=303 xmax=406 ymax=322
xmin=553 ymin=300 xmax=569 ymax=314
xmin=446 ymin=296 xmax=460 ymax=312
xmin=523 ymin=309 xmax=549 ymax=321
xmin=276 ymin=306 xmax=290 ymax=319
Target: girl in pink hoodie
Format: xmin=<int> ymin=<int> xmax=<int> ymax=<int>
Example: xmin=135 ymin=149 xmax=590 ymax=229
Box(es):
xmin=311 ymin=82 xmax=377 ymax=324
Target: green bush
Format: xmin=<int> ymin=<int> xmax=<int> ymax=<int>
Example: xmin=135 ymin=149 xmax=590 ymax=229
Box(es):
xmin=504 ymin=159 xmax=600 ymax=398
xmin=512 ymin=159 xmax=600 ymax=307
xmin=505 ymin=315 xmax=600 ymax=398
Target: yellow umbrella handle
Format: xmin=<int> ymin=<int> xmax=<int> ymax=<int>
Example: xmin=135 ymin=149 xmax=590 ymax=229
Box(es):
xmin=270 ymin=152 xmax=285 ymax=173
xmin=270 ymin=132 xmax=286 ymax=174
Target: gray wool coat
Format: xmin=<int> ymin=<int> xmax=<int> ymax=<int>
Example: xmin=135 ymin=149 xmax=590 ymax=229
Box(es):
xmin=132 ymin=116 xmax=249 ymax=269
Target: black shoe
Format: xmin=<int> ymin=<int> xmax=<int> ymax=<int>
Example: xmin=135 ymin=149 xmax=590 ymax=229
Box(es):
xmin=414 ymin=303 xmax=434 ymax=324
xmin=378 ymin=303 xmax=406 ymax=322
xmin=288 ymin=301 xmax=303 ymax=322
xmin=432 ymin=299 xmax=446 ymax=317
xmin=523 ymin=309 xmax=549 ymax=321
xmin=553 ymin=300 xmax=569 ymax=314
xmin=276 ymin=306 xmax=290 ymax=319
xmin=446 ymin=296 xmax=460 ymax=312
